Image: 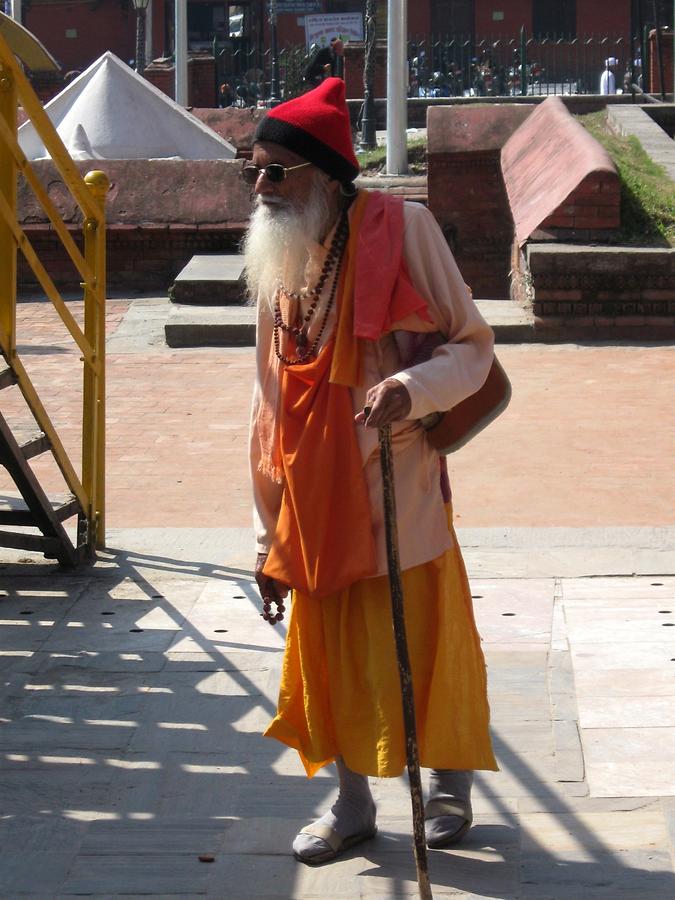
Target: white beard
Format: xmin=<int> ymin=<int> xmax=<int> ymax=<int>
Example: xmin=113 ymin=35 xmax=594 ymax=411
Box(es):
xmin=242 ymin=177 xmax=333 ymax=308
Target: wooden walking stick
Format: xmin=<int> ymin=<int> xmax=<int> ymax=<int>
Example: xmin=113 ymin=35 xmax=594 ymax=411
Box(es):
xmin=376 ymin=419 xmax=433 ymax=900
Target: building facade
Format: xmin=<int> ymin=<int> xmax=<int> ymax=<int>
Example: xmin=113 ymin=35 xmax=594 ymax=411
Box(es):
xmin=15 ymin=0 xmax=674 ymax=97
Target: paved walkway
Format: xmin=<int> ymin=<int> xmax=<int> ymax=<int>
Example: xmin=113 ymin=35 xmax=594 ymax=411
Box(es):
xmin=1 ymin=296 xmax=674 ymax=898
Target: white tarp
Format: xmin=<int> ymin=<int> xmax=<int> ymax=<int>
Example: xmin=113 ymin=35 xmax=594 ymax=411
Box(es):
xmin=19 ymin=51 xmax=236 ymax=161
xmin=305 ymin=13 xmax=363 ymax=49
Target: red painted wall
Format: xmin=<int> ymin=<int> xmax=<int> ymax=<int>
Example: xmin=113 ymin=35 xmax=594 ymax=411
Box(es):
xmin=475 ymin=1 xmax=532 ymax=36
xmin=151 ymin=0 xmax=169 ymax=60
xmin=24 ymin=0 xmax=136 ymax=73
xmin=409 ymin=4 xmax=431 ymax=34
xmin=576 ymin=0 xmax=630 ymax=36
xmin=275 ymin=16 xmax=307 ymax=48
xmin=473 ymin=1 xmax=631 ymax=38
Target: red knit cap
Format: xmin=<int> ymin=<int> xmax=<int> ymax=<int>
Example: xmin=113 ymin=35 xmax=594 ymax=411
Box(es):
xmin=254 ymin=78 xmax=359 ymax=184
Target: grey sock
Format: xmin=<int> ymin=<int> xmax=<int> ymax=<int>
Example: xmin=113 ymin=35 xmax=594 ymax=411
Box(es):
xmin=425 ymin=769 xmax=473 ymax=847
xmin=293 ymin=757 xmax=376 ymax=863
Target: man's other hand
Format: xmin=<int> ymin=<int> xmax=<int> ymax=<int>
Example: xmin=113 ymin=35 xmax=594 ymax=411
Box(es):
xmin=255 ymin=552 xmax=290 ymax=604
xmin=354 ymin=378 xmax=412 ymax=428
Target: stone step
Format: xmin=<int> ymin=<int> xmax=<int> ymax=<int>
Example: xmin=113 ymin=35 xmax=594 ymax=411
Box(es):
xmin=164 ymin=298 xmax=535 ymax=348
xmin=169 ymin=254 xmax=246 ymax=305
xmin=165 ymin=303 xmax=256 ymax=347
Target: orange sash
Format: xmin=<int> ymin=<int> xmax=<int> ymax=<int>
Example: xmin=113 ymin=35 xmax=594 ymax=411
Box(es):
xmin=262 ymin=338 xmax=377 ymax=598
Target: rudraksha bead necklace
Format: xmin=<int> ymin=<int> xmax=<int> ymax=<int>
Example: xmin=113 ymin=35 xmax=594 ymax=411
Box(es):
xmin=273 ymin=206 xmax=350 ymax=365
xmin=261 ymin=594 xmax=285 ymax=624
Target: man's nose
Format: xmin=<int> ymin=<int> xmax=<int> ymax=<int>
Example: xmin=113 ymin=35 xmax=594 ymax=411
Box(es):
xmin=254 ymin=170 xmax=276 ymax=195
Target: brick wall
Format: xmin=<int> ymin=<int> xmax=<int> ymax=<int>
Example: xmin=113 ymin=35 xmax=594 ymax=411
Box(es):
xmin=17 ymin=158 xmax=252 ymax=292
xmin=427 ymin=104 xmax=534 ymax=299
xmin=344 ymin=42 xmax=388 ymax=101
xmin=526 ymin=244 xmax=675 ymax=323
xmin=189 ymin=57 xmax=217 ymax=109
xmin=18 ymin=225 xmax=245 ymax=292
xmin=648 ymin=28 xmax=674 ymax=96
xmin=428 ymin=150 xmax=514 ymax=299
xmin=144 ymin=57 xmax=217 ymax=107
xmin=539 ymin=172 xmax=621 ymax=231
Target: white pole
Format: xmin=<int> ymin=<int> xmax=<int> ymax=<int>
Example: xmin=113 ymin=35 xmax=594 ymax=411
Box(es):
xmin=145 ymin=0 xmax=153 ymax=68
xmin=175 ymin=0 xmax=188 ymax=106
xmin=386 ymin=0 xmax=408 ymax=175
xmin=10 ymin=0 xmax=22 ymax=23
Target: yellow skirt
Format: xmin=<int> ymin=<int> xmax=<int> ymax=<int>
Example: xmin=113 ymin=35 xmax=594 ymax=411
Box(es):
xmin=264 ymin=519 xmax=498 ymax=778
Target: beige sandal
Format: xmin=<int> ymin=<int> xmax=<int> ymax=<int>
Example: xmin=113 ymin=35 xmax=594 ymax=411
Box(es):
xmin=293 ymin=821 xmax=378 ymax=866
xmin=424 ymin=797 xmax=472 ymax=849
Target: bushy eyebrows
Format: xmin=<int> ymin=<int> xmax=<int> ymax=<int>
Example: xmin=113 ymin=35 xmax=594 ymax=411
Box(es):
xmin=252 ymin=145 xmax=306 ymax=167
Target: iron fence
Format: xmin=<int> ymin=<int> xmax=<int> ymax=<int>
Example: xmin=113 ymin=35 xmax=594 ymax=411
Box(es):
xmin=220 ymin=32 xmax=648 ymax=106
xmin=216 ymin=44 xmax=313 ymax=106
xmin=407 ymin=33 xmax=643 ymax=98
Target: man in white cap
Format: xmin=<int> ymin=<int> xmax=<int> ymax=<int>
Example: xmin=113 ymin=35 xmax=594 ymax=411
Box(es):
xmin=600 ymin=57 xmax=618 ymax=94
xmin=244 ymin=77 xmax=498 ymax=865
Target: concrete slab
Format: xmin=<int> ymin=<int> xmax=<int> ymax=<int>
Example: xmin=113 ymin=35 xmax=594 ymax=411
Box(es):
xmin=171 ymin=254 xmax=247 ymax=305
xmin=165 ymin=304 xmax=256 ymax=347
xmin=0 ymin=563 xmax=674 ymax=895
xmin=582 ymin=727 xmax=675 ymax=797
xmin=162 ymin=297 xmax=535 ymax=348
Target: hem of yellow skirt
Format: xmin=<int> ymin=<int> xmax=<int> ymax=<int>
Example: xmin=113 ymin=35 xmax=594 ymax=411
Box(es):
xmin=264 ymin=717 xmax=499 ymax=779
xmin=263 ymin=718 xmax=334 ymax=777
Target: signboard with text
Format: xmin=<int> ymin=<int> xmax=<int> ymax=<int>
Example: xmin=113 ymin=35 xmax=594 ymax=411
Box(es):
xmin=304 ymin=13 xmax=364 ymax=49
xmin=277 ymin=0 xmax=323 ymax=14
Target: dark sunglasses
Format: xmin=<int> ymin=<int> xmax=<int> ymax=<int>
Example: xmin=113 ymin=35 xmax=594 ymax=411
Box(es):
xmin=240 ymin=161 xmax=312 ymax=185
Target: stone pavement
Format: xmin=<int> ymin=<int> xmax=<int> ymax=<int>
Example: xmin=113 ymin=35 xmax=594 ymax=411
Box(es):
xmin=1 ymin=295 xmax=674 ymax=898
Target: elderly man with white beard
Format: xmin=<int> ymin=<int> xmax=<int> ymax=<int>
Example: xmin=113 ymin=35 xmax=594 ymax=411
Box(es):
xmin=244 ymin=78 xmax=498 ymax=866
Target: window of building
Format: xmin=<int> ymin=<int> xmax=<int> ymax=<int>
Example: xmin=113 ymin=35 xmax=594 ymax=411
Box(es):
xmin=532 ymin=0 xmax=576 ymax=38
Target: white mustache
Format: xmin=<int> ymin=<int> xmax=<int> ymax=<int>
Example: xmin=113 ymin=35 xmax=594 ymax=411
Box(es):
xmin=257 ymin=195 xmax=287 ymax=206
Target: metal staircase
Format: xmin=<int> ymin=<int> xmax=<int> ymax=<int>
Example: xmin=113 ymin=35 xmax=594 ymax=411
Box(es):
xmin=0 ymin=351 xmax=83 ymax=565
xmin=0 ymin=13 xmax=108 ymax=564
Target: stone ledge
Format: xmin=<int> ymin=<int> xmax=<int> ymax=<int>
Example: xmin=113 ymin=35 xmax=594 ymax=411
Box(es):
xmin=607 ymin=105 xmax=675 ymax=182
xmin=170 ymin=254 xmax=246 ymax=305
xmin=164 ymin=304 xmax=255 ymax=347
xmin=527 ymin=243 xmax=675 ymax=274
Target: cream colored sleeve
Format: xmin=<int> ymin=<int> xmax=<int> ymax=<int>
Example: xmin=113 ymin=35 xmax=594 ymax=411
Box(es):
xmin=391 ymin=202 xmax=495 ymax=420
xmin=249 ymin=303 xmax=284 ymax=555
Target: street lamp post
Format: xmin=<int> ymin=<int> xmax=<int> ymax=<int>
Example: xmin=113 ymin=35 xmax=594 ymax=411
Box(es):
xmin=132 ymin=0 xmax=150 ymax=76
xmin=269 ymin=0 xmax=281 ymax=105
xmin=360 ymin=0 xmax=377 ymax=150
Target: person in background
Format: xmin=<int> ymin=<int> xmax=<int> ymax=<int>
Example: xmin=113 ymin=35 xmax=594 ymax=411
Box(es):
xmin=600 ymin=57 xmax=618 ymax=95
xmin=304 ymin=37 xmax=344 ymax=87
xmin=219 ymin=82 xmax=234 ymax=108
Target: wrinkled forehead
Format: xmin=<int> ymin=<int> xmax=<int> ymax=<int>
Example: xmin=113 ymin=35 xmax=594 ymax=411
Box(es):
xmin=252 ymin=140 xmax=309 ymax=168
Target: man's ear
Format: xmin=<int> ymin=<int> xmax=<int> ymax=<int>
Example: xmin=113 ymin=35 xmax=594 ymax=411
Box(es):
xmin=326 ymin=177 xmax=342 ymax=200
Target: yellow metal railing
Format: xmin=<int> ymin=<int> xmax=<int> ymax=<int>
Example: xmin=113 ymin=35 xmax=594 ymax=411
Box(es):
xmin=0 ymin=21 xmax=108 ymax=554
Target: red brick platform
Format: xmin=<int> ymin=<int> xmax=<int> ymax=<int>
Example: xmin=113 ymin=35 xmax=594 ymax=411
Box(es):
xmin=1 ymin=298 xmax=673 ymax=534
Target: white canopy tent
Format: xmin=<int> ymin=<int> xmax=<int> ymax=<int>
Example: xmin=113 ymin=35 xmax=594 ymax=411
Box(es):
xmin=19 ymin=51 xmax=236 ymax=161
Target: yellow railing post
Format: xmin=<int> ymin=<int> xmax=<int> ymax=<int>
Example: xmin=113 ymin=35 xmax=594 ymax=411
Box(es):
xmin=82 ymin=170 xmax=109 ymax=553
xmin=0 ymin=60 xmax=16 ymax=359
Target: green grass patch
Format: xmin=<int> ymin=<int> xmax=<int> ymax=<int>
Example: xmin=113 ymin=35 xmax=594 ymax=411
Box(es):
xmin=357 ymin=137 xmax=428 ymax=175
xmin=578 ymin=110 xmax=675 ymax=246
